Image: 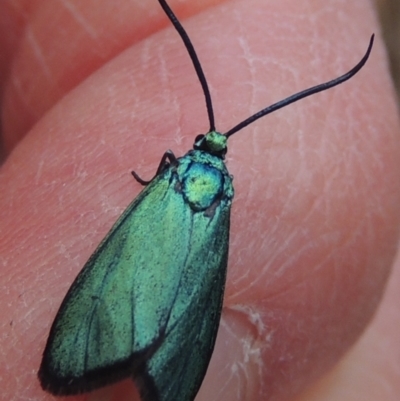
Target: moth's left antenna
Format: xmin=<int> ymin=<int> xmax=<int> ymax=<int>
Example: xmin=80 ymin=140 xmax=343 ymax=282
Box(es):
xmin=158 ymin=0 xmax=216 ymax=132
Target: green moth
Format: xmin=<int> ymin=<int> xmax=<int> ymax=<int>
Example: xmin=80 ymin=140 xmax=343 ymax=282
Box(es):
xmin=38 ymin=0 xmax=374 ymax=400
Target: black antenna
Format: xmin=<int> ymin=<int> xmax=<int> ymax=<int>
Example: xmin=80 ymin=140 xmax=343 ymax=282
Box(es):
xmin=158 ymin=0 xmax=216 ymax=132
xmin=224 ymin=34 xmax=374 ymax=138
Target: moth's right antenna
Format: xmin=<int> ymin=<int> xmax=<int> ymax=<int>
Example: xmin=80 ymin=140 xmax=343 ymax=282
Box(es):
xmin=224 ymin=34 xmax=375 ymax=138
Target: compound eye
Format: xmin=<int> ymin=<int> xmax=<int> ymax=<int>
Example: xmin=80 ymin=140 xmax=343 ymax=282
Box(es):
xmin=193 ymin=134 xmax=205 ymax=150
xmin=194 ymin=134 xmax=204 ymax=143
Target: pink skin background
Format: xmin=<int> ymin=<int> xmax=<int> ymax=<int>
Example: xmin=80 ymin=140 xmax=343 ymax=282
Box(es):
xmin=1 ymin=0 xmax=400 ymax=400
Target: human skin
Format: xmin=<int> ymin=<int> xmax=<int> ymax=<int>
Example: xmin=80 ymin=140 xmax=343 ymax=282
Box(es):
xmin=0 ymin=0 xmax=399 ymax=400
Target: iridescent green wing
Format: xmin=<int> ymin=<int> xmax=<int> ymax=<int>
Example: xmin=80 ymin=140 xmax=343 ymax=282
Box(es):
xmin=136 ymin=193 xmax=231 ymax=401
xmin=39 ymin=167 xmax=193 ymax=394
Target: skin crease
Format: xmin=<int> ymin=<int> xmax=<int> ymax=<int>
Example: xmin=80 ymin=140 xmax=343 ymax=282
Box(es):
xmin=0 ymin=0 xmax=399 ymax=400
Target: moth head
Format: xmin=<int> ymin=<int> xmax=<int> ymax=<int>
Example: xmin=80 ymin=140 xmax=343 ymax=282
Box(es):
xmin=193 ymin=131 xmax=228 ymax=159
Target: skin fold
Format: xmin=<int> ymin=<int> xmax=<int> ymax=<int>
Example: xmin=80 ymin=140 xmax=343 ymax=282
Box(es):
xmin=0 ymin=0 xmax=399 ymax=400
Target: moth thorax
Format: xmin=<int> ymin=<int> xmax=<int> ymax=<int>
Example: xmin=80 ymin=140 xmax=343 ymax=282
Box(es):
xmin=182 ymin=162 xmax=224 ymax=212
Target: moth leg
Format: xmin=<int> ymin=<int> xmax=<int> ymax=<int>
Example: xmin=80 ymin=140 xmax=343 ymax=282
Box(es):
xmin=132 ymin=150 xmax=178 ymax=186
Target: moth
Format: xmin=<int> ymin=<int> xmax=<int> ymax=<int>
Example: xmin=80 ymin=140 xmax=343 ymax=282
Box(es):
xmin=38 ymin=0 xmax=374 ymax=400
